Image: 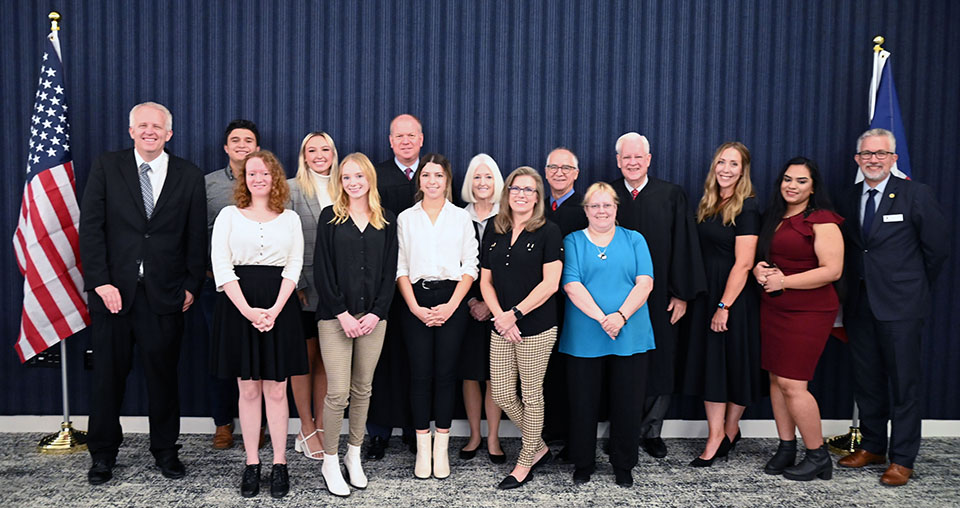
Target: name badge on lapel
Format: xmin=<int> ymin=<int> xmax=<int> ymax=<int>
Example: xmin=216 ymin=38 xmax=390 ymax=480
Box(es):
xmin=883 ymin=214 xmax=904 ymax=222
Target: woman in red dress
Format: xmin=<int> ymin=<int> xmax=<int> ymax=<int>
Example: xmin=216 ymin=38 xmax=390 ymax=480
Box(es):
xmin=753 ymin=157 xmax=843 ymax=482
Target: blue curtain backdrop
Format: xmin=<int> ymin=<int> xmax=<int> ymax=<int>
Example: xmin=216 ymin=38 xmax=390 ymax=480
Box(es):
xmin=1 ymin=0 xmax=957 ymax=420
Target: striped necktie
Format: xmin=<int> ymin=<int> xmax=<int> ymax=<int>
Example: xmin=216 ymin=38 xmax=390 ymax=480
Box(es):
xmin=139 ymin=162 xmax=154 ymax=219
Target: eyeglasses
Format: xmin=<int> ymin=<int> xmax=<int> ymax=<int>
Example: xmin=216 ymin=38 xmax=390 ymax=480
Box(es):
xmin=508 ymin=186 xmax=537 ymax=196
xmin=585 ymin=203 xmax=616 ymax=211
xmin=545 ymin=164 xmax=577 ymax=174
xmin=856 ymin=150 xmax=894 ymax=160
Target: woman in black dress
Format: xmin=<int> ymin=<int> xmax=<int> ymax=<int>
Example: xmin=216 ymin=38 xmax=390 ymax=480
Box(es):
xmin=682 ymin=142 xmax=761 ymax=466
xmin=458 ymin=153 xmax=506 ymax=463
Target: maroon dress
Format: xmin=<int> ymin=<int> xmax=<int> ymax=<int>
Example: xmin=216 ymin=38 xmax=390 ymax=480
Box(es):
xmin=760 ymin=209 xmax=843 ymax=381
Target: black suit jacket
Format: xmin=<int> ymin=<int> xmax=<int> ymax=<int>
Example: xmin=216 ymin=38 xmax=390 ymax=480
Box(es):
xmin=836 ymin=176 xmax=949 ymax=321
xmin=375 ymin=158 xmax=416 ymax=217
xmin=79 ymin=148 xmax=207 ymax=315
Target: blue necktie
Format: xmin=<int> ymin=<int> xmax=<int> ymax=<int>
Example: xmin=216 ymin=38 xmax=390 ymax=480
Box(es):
xmin=862 ymin=189 xmax=878 ymax=239
xmin=139 ymin=162 xmax=154 ymax=219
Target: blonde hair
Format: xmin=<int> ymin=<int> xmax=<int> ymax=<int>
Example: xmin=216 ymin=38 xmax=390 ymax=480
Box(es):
xmin=460 ymin=153 xmax=504 ymax=204
xmin=295 ymin=131 xmax=339 ymax=200
xmin=581 ymin=181 xmax=620 ymax=207
xmin=493 ymin=167 xmax=547 ymax=234
xmin=696 ymin=142 xmax=755 ymax=225
xmin=328 ymin=153 xmax=388 ymax=230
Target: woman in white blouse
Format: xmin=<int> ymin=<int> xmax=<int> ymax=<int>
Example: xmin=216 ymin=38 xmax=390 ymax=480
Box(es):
xmin=288 ymin=131 xmax=337 ymax=460
xmin=210 ymin=150 xmax=306 ymax=499
xmin=458 ymin=154 xmax=506 ymax=463
xmin=396 ymin=153 xmax=479 ymax=479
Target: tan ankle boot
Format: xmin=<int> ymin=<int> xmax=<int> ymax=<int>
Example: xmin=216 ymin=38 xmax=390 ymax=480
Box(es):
xmin=414 ymin=432 xmax=432 ymax=479
xmin=433 ymin=431 xmax=450 ymax=479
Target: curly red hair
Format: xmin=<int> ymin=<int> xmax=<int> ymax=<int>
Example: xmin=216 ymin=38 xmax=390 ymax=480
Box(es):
xmin=234 ymin=150 xmax=289 ymax=213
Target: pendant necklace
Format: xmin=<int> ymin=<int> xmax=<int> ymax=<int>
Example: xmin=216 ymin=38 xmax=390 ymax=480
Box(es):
xmin=585 ymin=229 xmax=610 ymax=260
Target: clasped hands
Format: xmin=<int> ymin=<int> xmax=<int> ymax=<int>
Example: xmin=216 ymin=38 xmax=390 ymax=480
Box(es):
xmin=243 ymin=306 xmax=279 ymax=332
xmin=492 ymin=310 xmax=523 ymax=343
xmin=599 ymin=312 xmax=625 ymax=340
xmin=337 ymin=311 xmax=381 ymax=338
xmin=412 ymin=302 xmax=457 ymax=328
xmin=753 ymin=261 xmax=785 ymax=293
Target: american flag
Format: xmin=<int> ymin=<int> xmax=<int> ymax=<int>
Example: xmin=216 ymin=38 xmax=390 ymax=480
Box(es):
xmin=12 ymin=29 xmax=89 ymax=362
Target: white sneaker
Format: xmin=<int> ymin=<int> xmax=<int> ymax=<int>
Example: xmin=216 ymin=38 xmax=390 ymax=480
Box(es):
xmin=343 ymin=444 xmax=368 ymax=489
xmin=321 ymin=454 xmax=350 ymax=497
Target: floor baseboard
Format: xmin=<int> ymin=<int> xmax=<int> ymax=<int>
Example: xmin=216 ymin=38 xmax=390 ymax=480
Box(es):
xmin=4 ymin=415 xmax=958 ymax=438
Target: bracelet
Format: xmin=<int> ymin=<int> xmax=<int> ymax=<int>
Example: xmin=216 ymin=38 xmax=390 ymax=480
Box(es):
xmin=616 ymin=309 xmax=628 ymax=324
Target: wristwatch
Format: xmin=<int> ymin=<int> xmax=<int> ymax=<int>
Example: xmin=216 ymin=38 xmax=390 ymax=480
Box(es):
xmin=511 ymin=306 xmax=524 ymax=320
xmin=717 ymin=301 xmax=729 ymax=310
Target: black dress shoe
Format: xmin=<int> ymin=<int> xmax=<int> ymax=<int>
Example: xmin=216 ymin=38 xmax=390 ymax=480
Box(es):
xmin=88 ymin=459 xmax=114 ymax=485
xmin=641 ymin=437 xmax=668 ymax=458
xmin=531 ymin=449 xmax=554 ymax=470
xmin=366 ymin=436 xmax=386 ymax=460
xmin=240 ymin=464 xmax=261 ymax=498
xmin=763 ymin=439 xmax=798 ymax=475
xmin=459 ymin=445 xmax=478 ymax=460
xmin=613 ymin=467 xmax=633 ymax=487
xmin=156 ymin=456 xmax=186 ymax=479
xmin=270 ymin=463 xmax=290 ymax=498
xmin=689 ymin=436 xmax=732 ymax=467
xmin=497 ymin=472 xmax=533 ymax=490
xmin=572 ymin=466 xmax=593 ymax=485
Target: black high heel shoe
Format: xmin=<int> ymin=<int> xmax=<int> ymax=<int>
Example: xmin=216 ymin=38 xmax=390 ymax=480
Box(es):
xmin=728 ymin=429 xmax=743 ymax=452
xmin=688 ymin=436 xmax=732 ymax=467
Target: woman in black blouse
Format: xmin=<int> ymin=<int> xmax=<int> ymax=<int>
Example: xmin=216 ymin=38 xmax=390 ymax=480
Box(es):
xmin=313 ymin=153 xmax=398 ymax=497
xmin=480 ymin=166 xmax=563 ymax=489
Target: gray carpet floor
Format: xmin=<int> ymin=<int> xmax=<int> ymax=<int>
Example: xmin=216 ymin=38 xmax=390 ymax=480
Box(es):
xmin=2 ymin=433 xmax=957 ymax=507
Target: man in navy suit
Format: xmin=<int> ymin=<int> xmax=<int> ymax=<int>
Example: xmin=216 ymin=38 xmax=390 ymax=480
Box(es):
xmin=835 ymin=128 xmax=948 ymax=486
xmin=79 ymin=102 xmax=206 ymax=485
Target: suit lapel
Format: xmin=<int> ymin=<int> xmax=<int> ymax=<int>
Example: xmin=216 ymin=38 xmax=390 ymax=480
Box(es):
xmin=868 ymin=176 xmax=900 ymax=240
xmin=119 ymin=149 xmax=148 ymax=220
xmin=152 ymin=156 xmax=182 ymax=219
xmin=305 ymin=190 xmax=323 ymax=222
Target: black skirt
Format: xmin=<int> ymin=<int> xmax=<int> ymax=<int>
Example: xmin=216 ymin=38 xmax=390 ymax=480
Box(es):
xmin=210 ymin=265 xmax=308 ymax=381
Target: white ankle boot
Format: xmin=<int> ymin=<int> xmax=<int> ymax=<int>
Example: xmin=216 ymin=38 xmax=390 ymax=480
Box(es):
xmin=321 ymin=453 xmax=350 ymax=497
xmin=433 ymin=431 xmax=450 ymax=479
xmin=415 ymin=432 xmax=432 ymax=479
xmin=343 ymin=444 xmax=367 ymax=489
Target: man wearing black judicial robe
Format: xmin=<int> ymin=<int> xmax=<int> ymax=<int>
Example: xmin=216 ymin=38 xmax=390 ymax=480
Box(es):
xmin=541 ymin=147 xmax=587 ymax=449
xmin=610 ymin=132 xmax=705 ymax=458
xmin=365 ymin=113 xmax=424 ymax=459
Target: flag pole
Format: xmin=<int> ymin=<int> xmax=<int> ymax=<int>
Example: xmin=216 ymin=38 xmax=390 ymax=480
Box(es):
xmin=36 ymin=11 xmax=87 ymax=455
xmin=827 ymin=36 xmax=884 ymax=457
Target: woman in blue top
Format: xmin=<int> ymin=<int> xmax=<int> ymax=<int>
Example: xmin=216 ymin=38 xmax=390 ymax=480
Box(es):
xmin=559 ymin=182 xmax=655 ymax=488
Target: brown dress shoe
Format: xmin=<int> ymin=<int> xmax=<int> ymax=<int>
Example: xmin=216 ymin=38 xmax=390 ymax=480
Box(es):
xmin=880 ymin=463 xmax=913 ymax=486
xmin=837 ymin=449 xmax=885 ymax=468
xmin=212 ymin=423 xmax=234 ymax=449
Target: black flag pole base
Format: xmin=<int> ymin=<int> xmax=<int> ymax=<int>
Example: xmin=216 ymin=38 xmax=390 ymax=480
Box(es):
xmin=827 ymin=426 xmax=862 ymax=456
xmin=38 ymin=421 xmax=87 ymax=454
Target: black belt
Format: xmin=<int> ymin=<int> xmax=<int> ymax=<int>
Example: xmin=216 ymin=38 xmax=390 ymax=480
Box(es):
xmin=417 ymin=279 xmax=457 ymax=290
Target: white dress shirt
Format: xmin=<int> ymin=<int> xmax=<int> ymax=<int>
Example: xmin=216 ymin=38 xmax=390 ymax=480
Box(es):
xmin=465 ymin=202 xmax=500 ymax=240
xmin=623 ymin=176 xmax=649 ymax=195
xmin=396 ymin=200 xmax=479 ymax=282
xmin=134 ymin=149 xmax=169 ymax=206
xmin=860 ymin=173 xmax=891 ymax=226
xmin=211 ymin=206 xmax=304 ymax=290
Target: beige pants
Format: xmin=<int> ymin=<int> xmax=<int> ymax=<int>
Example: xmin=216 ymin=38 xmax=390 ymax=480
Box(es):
xmin=318 ymin=318 xmax=387 ymax=455
xmin=490 ymin=326 xmax=558 ymax=467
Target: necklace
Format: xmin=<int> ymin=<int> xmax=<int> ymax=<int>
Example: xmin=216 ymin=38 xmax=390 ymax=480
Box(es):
xmin=585 ymin=229 xmax=612 ymax=260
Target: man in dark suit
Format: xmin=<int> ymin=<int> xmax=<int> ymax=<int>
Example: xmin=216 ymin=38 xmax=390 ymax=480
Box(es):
xmin=79 ymin=102 xmax=207 ymax=485
xmin=365 ymin=113 xmax=424 ymax=459
xmin=835 ymin=128 xmax=948 ymax=486
xmin=610 ymin=132 xmax=705 ymax=459
xmin=541 ymin=147 xmax=587 ymax=453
